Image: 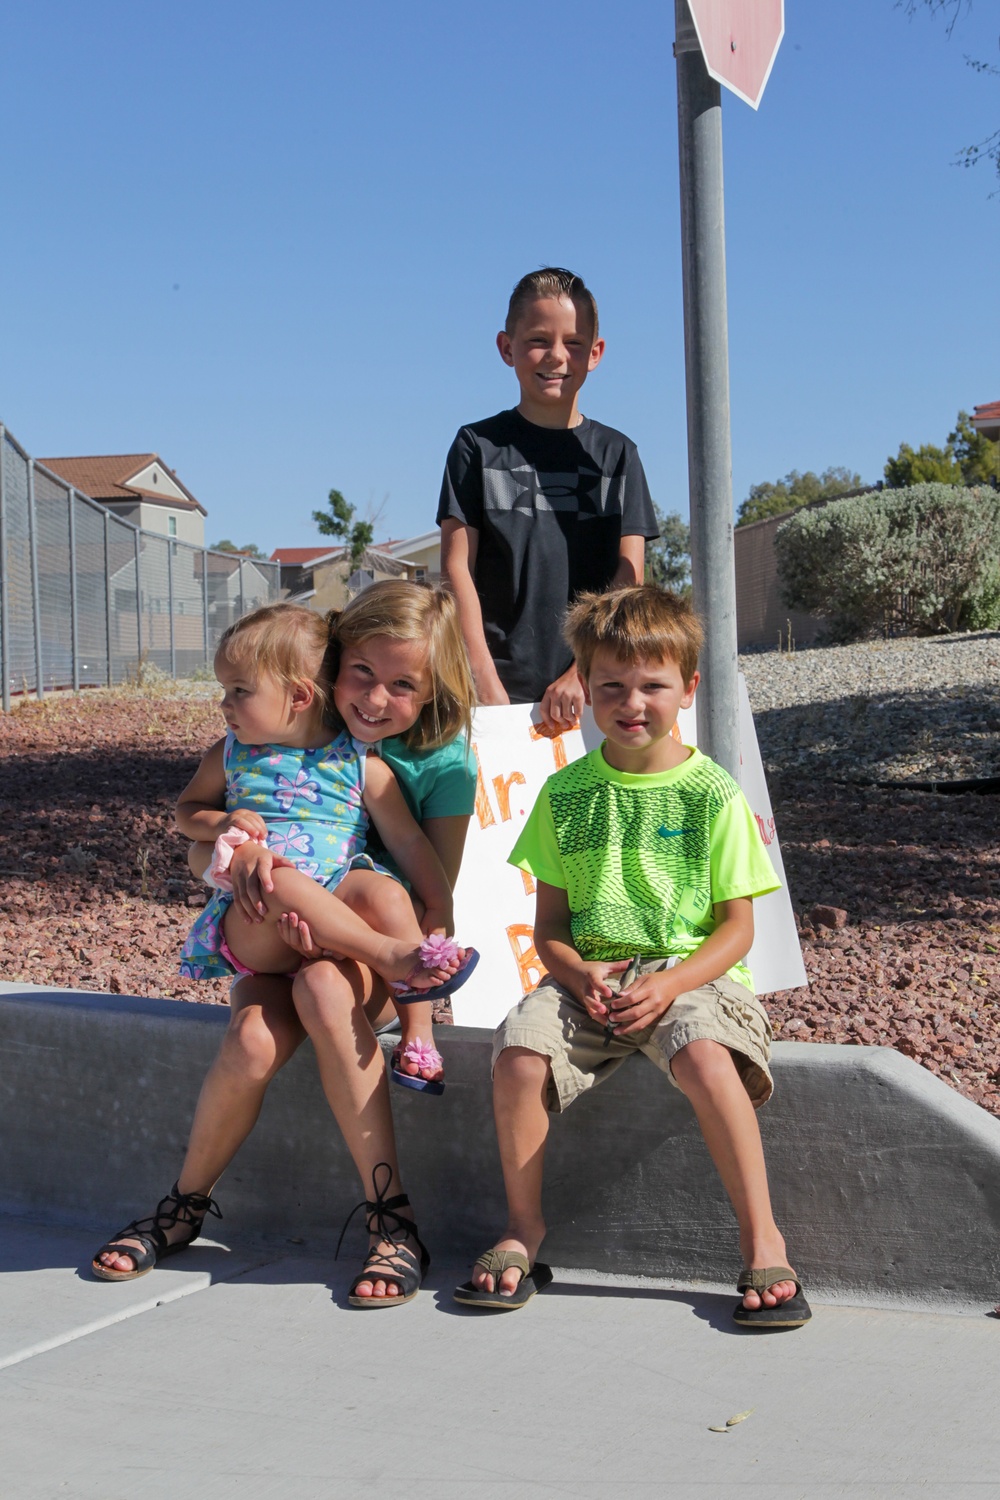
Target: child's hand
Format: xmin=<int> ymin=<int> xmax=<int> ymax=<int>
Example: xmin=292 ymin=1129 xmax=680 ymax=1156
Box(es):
xmin=420 ymin=904 xmax=454 ymax=938
xmin=573 ymin=960 xmax=631 ymax=1023
xmin=609 ymin=970 xmax=679 ymax=1035
xmin=222 ymin=808 xmax=268 ymax=841
xmin=230 ymin=842 xmax=294 ymax=922
xmin=277 ymin=912 xmax=344 ymax=963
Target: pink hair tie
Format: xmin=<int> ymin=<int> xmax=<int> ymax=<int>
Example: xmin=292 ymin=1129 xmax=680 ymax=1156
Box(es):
xmin=210 ymin=827 xmax=265 ymax=890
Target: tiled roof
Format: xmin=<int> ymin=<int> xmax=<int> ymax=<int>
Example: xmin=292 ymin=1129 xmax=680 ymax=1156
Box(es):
xmin=38 ymin=454 xmax=206 ymax=515
xmin=270 ymin=546 xmax=343 ymax=565
xmin=972 ymin=401 xmax=1000 ymax=424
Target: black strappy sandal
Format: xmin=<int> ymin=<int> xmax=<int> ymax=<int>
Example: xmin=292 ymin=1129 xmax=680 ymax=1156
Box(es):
xmin=336 ymin=1161 xmax=429 ymax=1309
xmin=91 ymin=1182 xmax=222 ymax=1282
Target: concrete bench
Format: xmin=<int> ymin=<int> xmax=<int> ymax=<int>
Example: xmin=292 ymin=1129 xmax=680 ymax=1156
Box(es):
xmin=2 ymin=986 xmax=999 ymax=1305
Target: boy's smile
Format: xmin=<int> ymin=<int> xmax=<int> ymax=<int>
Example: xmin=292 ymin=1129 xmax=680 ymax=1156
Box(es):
xmin=584 ymin=647 xmax=698 ymax=774
xmin=497 ymin=295 xmax=605 ymax=429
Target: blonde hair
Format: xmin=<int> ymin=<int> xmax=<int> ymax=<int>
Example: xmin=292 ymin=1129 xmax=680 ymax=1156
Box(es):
xmin=564 ymin=584 xmax=703 ymax=685
xmin=329 ymin=580 xmax=476 ymax=749
xmin=215 ymin=602 xmax=335 ymax=718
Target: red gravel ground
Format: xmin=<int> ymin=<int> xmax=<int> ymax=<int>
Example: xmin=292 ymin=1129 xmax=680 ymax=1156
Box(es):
xmin=3 ymin=691 xmax=999 ymax=1112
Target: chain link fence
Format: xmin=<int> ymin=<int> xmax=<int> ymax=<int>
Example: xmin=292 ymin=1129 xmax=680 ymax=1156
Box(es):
xmin=0 ymin=423 xmax=282 ymax=709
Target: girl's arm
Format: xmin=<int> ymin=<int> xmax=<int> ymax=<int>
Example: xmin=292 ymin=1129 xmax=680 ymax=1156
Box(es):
xmin=420 ymin=815 xmax=471 ymax=892
xmin=175 ymin=738 xmax=268 ymax=843
xmin=362 ymin=757 xmax=454 ymax=930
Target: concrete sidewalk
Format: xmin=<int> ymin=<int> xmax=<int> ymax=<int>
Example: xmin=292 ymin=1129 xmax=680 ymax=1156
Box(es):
xmin=2 ymin=1215 xmax=998 ymax=1499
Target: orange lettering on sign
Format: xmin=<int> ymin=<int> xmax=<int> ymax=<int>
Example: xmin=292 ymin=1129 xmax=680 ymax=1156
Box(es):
xmin=506 ymin=924 xmax=547 ymax=993
xmin=492 ymin=770 xmax=526 ymax=822
xmin=519 ymin=867 xmax=536 ymax=897
xmin=529 ymin=722 xmax=569 ymax=770
xmin=472 ymin=745 xmax=496 ymax=829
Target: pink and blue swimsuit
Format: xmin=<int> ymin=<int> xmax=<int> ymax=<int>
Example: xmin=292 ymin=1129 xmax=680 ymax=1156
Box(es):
xmin=179 ymin=731 xmax=387 ymax=981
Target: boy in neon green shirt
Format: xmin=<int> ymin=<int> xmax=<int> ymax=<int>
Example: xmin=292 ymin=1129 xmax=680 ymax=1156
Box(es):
xmin=454 ymin=584 xmax=810 ymax=1328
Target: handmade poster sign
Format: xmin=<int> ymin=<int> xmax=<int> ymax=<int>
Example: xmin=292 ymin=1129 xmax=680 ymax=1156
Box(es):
xmin=449 ymin=682 xmax=806 ymax=1029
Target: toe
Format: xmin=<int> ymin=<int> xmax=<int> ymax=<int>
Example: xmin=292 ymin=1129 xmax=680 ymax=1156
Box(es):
xmin=498 ymin=1268 xmax=524 ymax=1297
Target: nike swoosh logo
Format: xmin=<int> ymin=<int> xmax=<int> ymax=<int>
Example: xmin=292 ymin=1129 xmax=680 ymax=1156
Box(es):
xmin=658 ymin=826 xmax=690 ymax=839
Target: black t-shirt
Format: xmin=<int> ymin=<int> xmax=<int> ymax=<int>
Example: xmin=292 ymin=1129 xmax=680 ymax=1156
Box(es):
xmin=436 ymin=409 xmax=659 ymax=703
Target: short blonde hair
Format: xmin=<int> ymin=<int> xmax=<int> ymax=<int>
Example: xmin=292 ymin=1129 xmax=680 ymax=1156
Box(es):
xmin=329 ymin=580 xmax=476 ymax=749
xmin=216 ymin=603 xmax=335 ymax=716
xmin=564 ymin=584 xmax=703 ymax=685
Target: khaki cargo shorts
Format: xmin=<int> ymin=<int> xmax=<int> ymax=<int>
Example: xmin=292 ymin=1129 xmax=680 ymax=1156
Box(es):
xmin=492 ymin=959 xmax=774 ymax=1114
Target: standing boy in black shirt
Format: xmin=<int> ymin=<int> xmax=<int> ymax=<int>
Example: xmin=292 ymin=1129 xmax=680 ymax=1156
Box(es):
xmin=437 ymin=268 xmax=660 ymax=728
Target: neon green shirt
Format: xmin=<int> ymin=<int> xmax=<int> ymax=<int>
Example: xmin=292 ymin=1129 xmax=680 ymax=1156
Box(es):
xmin=508 ymin=744 xmax=780 ymax=991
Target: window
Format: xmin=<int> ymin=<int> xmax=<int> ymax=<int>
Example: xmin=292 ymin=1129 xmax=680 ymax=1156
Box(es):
xmin=168 ymin=516 xmax=177 ymax=537
xmin=414 ymin=567 xmax=427 ymax=582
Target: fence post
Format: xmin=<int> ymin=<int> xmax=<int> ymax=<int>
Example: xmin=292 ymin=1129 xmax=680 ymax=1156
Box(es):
xmin=203 ymin=548 xmax=210 ymax=667
xmin=104 ymin=512 xmax=113 ymax=687
xmin=238 ymin=557 xmax=246 ymax=619
xmin=68 ymin=488 xmax=80 ymax=693
xmin=0 ymin=426 xmax=8 ymax=713
xmin=167 ymin=535 xmax=176 ymax=679
xmin=27 ymin=461 xmax=44 ymax=701
xmin=134 ymin=527 xmax=142 ymax=673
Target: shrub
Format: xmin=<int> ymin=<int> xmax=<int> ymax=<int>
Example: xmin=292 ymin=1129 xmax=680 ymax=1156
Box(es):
xmin=775 ymin=483 xmax=1000 ymax=640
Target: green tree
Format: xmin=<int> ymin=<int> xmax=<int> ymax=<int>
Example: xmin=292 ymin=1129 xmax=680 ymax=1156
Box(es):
xmin=736 ymin=467 xmax=863 ymax=527
xmin=312 ymin=488 xmax=375 ymax=575
xmin=884 ymin=441 xmax=964 ymax=488
xmin=950 ymin=410 xmax=1000 ymax=485
xmin=210 ymin=539 xmax=268 ymax=558
xmin=646 ymin=506 xmax=690 ymax=592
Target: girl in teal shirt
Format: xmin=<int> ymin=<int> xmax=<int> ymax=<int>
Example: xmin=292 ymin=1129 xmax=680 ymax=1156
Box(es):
xmin=92 ymin=582 xmax=476 ymax=1310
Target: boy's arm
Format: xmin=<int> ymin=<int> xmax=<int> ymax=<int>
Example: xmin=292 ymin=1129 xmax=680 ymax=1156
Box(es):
xmin=533 ymin=881 xmax=630 ymax=1021
xmin=612 ymin=534 xmax=645 ymax=586
xmin=609 ymin=897 xmax=755 ymax=1036
xmin=537 ymin=535 xmax=647 ymax=730
xmin=175 ymin=739 xmax=268 ymax=843
xmin=363 ymin=757 xmax=454 ymax=933
xmin=440 ymin=518 xmax=510 ymax=706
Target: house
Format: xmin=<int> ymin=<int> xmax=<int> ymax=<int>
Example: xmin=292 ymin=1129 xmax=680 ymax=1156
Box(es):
xmin=972 ymin=401 xmax=1000 ymax=444
xmin=38 ymin=453 xmax=207 ymax=546
xmin=270 ymin=530 xmax=442 ymax=615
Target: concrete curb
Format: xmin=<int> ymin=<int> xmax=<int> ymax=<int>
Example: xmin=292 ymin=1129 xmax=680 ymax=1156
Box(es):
xmin=2 ymin=985 xmax=999 ymax=1305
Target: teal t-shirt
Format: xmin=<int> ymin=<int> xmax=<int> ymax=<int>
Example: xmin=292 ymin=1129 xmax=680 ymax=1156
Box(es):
xmin=508 ymin=744 xmax=779 ymax=990
xmin=368 ymin=734 xmax=477 ymax=879
xmin=378 ymin=735 xmax=476 ymax=821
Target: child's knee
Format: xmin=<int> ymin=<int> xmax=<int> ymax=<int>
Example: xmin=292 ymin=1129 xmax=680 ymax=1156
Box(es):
xmin=670 ymin=1037 xmax=735 ymax=1091
xmin=222 ymin=1006 xmax=295 ymax=1081
xmin=292 ymin=959 xmax=360 ymax=1026
xmin=494 ymin=1044 xmax=552 ymax=1089
xmin=342 ymin=872 xmax=412 ymax=929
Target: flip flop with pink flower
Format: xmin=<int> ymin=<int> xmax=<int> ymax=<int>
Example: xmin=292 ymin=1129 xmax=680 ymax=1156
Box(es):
xmin=390 ymin=1038 xmax=445 ymax=1096
xmin=391 ymin=936 xmax=480 ymax=1004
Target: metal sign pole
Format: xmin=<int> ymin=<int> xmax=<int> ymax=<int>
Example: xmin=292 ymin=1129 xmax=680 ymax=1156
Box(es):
xmin=0 ymin=427 xmax=9 ymax=713
xmin=675 ymin=0 xmax=740 ymax=779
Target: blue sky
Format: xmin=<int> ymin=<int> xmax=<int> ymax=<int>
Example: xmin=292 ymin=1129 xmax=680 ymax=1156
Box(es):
xmin=1 ymin=0 xmax=996 ymax=551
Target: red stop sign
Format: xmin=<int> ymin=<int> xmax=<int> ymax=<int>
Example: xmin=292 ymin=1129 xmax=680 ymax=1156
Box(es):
xmin=686 ymin=0 xmax=784 ymax=109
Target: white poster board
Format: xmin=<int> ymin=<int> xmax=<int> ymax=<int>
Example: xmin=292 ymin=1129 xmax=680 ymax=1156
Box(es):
xmin=449 ymin=680 xmax=806 ymax=1029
